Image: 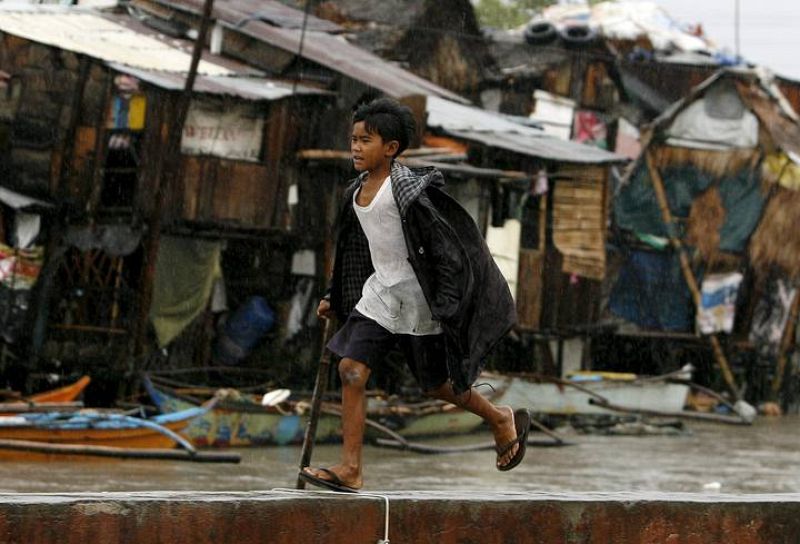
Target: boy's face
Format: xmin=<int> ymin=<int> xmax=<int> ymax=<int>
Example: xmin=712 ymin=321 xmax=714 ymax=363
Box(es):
xmin=351 ymin=121 xmax=399 ymax=173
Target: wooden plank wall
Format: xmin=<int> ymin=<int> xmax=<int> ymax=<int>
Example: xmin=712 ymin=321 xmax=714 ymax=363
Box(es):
xmin=516 ymin=195 xmax=547 ymax=331
xmin=516 ymin=249 xmax=545 ymax=331
xmin=552 ymin=164 xmax=608 ymax=281
xmin=173 ymin=100 xmax=300 ymax=229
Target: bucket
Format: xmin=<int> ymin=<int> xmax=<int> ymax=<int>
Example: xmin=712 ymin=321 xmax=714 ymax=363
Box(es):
xmin=214 ymin=296 xmax=275 ymax=364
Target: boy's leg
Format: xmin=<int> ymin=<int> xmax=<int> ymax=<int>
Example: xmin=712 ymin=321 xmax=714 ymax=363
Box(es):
xmin=302 ymin=357 xmax=370 ymax=489
xmin=425 ymin=382 xmax=519 ymax=469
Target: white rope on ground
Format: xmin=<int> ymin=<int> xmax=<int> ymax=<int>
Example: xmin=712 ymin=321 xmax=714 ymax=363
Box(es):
xmin=270 ymin=488 xmax=391 ymax=544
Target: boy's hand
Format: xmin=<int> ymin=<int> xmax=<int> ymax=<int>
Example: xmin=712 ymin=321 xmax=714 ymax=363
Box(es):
xmin=317 ymin=299 xmax=333 ymax=320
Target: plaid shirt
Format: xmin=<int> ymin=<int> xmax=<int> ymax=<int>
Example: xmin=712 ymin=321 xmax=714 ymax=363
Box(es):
xmin=329 ymin=162 xmax=442 ymax=319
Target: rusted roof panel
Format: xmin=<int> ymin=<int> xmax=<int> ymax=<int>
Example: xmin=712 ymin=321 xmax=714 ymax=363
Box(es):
xmin=224 ymin=22 xmax=468 ymax=103
xmin=111 ymin=64 xmax=330 ymax=101
xmin=145 ymin=0 xmax=342 ymax=32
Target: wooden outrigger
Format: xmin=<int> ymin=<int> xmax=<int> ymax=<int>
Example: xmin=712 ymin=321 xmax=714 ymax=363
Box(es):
xmin=0 ymin=404 xmax=240 ymax=463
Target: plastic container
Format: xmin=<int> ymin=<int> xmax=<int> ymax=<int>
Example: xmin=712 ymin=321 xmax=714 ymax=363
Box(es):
xmin=214 ymin=296 xmax=275 ymax=364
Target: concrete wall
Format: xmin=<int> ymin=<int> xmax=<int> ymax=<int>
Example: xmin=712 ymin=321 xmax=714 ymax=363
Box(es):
xmin=2 ymin=490 xmax=800 ymax=543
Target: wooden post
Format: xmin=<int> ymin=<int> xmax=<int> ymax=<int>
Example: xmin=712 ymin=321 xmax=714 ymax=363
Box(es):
xmin=54 ymin=55 xmax=91 ymax=196
xmin=398 ymin=94 xmax=427 ymax=149
xmin=133 ymin=0 xmax=216 ymax=358
xmin=644 ymin=149 xmax=741 ymax=400
xmin=86 ymin=71 xmax=115 ymax=218
xmin=771 ymin=288 xmax=800 ymax=398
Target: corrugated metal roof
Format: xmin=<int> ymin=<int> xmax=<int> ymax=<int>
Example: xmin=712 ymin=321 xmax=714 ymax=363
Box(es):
xmin=144 ymin=0 xmax=342 ymax=32
xmin=426 ymin=96 xmax=545 ymax=137
xmin=425 ymin=96 xmax=625 ymax=164
xmin=0 ymin=8 xmax=232 ymax=75
xmin=128 ymin=0 xmax=467 ymax=102
xmin=224 ymin=22 xmax=468 ymax=103
xmin=110 ymin=64 xmax=330 ymax=100
xmin=449 ymin=129 xmax=625 ymax=164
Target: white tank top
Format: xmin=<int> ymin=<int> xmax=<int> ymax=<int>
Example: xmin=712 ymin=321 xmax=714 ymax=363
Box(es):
xmin=353 ymin=177 xmax=441 ymax=335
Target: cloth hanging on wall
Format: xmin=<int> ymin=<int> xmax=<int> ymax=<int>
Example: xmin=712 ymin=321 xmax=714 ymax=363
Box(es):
xmin=697 ymin=272 xmax=743 ymax=334
xmin=150 ymin=235 xmax=222 ymax=347
xmin=749 ymin=277 xmax=797 ymax=358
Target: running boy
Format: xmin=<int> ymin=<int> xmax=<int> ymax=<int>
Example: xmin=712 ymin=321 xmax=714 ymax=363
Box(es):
xmin=300 ymin=98 xmax=529 ymax=492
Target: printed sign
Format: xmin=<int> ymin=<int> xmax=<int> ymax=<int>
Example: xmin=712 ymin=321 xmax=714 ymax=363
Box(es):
xmin=181 ymin=101 xmax=265 ymax=162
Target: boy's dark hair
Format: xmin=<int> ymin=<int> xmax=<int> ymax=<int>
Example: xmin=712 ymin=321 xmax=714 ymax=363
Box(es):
xmin=353 ymin=98 xmax=416 ymax=157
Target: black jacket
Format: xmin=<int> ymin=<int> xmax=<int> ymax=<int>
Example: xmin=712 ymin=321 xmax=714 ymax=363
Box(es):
xmin=329 ymin=162 xmax=516 ymax=394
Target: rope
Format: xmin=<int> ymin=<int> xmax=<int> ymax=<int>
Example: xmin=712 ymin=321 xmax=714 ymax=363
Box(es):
xmin=271 ymin=487 xmax=391 ymax=543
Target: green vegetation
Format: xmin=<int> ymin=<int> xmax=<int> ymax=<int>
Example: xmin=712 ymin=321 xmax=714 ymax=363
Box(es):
xmin=474 ymin=0 xmax=557 ymax=29
xmin=474 ymin=0 xmax=604 ymax=29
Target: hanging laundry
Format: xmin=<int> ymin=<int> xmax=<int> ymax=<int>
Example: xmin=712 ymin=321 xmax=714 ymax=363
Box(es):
xmin=749 ymin=277 xmax=798 ymax=358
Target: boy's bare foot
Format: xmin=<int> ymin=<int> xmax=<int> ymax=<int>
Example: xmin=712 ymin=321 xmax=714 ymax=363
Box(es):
xmin=491 ymin=405 xmax=519 ymax=469
xmin=302 ymin=464 xmax=363 ymax=490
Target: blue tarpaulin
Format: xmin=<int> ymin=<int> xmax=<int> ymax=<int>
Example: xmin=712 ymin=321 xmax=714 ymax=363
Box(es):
xmin=609 ymin=248 xmax=695 ymax=331
xmin=615 ymin=163 xmax=765 ymax=253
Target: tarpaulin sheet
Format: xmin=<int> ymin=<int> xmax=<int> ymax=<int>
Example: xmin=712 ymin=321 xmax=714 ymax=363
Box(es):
xmin=150 ymin=235 xmax=221 ymax=347
xmin=609 ymin=248 xmax=694 ymax=331
xmin=615 ymin=163 xmax=765 ymax=252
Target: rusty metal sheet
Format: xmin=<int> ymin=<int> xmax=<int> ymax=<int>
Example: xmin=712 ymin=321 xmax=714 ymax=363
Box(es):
xmin=221 ymin=21 xmax=468 ymax=103
xmin=147 ymin=0 xmax=343 ymax=32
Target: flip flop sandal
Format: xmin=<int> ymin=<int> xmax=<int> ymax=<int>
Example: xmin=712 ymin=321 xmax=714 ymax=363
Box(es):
xmin=299 ymin=467 xmax=359 ymax=493
xmin=496 ymin=408 xmax=531 ymax=472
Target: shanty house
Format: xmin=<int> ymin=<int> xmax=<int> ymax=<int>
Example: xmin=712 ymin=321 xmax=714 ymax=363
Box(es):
xmin=0 ymin=6 xmax=332 ymax=392
xmin=609 ymin=69 xmax=800 ymax=403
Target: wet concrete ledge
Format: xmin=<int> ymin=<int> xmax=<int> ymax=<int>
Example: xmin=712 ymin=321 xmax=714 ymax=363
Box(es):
xmin=2 ymin=490 xmax=800 ymax=543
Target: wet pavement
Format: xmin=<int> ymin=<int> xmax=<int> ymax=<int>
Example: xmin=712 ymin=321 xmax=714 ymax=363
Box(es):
xmin=0 ymin=416 xmax=798 ymax=495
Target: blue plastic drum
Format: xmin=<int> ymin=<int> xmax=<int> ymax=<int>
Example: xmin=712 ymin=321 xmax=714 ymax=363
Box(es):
xmin=214 ymin=296 xmax=275 ymax=364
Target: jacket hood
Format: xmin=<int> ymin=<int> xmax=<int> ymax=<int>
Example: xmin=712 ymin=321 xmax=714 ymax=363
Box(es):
xmin=390 ymin=161 xmax=445 ymax=216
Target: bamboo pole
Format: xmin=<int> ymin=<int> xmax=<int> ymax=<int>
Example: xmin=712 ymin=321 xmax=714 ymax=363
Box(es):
xmin=771 ymin=288 xmax=800 ymax=397
xmin=644 ymin=149 xmax=741 ymax=401
xmin=295 ymin=319 xmax=335 ymax=489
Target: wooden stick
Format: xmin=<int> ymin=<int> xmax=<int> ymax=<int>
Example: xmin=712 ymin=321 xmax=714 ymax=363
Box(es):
xmin=771 ymin=288 xmax=800 ymax=397
xmin=296 ymin=319 xmax=335 ymax=489
xmin=0 ymin=439 xmax=240 ymax=463
xmin=644 ymin=149 xmax=740 ymax=401
xmin=0 ymin=401 xmax=83 ymax=413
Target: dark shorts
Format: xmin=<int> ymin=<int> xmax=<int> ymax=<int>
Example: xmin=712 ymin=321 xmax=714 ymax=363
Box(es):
xmin=327 ymin=310 xmax=448 ymax=392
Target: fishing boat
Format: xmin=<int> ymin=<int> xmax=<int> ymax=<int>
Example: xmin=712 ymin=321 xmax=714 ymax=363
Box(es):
xmin=0 ymin=404 xmax=239 ymax=463
xmin=143 ymin=374 xmax=483 ymax=447
xmin=25 ymin=376 xmax=91 ymax=403
xmin=0 ymin=375 xmax=91 ymax=415
xmin=0 ymin=408 xmax=201 ymax=448
xmin=479 ymin=368 xmax=692 ymax=417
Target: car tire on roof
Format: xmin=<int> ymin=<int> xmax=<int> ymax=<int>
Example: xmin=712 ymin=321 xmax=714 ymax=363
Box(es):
xmin=524 ymin=21 xmax=558 ymax=46
xmin=560 ymin=24 xmax=597 ymax=48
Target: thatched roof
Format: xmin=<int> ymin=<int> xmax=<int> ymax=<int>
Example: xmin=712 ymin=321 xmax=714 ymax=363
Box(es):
xmin=750 ymin=187 xmax=800 ymax=279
